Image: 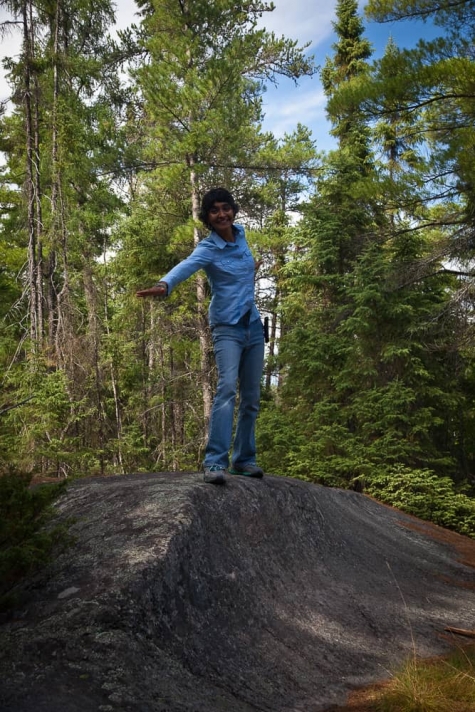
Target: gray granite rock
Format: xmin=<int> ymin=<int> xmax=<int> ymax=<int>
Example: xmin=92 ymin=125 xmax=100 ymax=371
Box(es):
xmin=1 ymin=472 xmax=474 ymax=712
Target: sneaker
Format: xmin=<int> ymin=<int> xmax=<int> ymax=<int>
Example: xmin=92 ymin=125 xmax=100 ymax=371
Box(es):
xmin=203 ymin=465 xmax=226 ymax=484
xmin=228 ymin=463 xmax=264 ymax=478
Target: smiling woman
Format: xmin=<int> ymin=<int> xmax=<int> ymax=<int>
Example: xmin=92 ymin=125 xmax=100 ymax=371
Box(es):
xmin=198 ymin=189 xmax=240 ymax=242
xmin=206 ymin=202 xmax=236 ymax=240
xmin=136 ymin=188 xmax=265 ymax=484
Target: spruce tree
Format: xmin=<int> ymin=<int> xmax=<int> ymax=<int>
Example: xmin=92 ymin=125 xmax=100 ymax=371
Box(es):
xmin=259 ymin=0 xmax=475 ymax=502
xmin=257 ymin=0 xmax=378 ymax=480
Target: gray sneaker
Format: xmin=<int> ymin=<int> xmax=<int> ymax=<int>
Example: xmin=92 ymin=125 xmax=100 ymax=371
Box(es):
xmin=203 ymin=465 xmax=226 ymax=484
xmin=228 ymin=463 xmax=264 ymax=478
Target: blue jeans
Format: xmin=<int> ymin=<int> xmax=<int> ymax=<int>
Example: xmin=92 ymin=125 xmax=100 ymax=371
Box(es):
xmin=204 ymin=314 xmax=265 ymax=469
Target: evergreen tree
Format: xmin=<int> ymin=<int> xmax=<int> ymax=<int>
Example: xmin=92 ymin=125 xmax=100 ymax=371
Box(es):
xmin=250 ymin=124 xmax=319 ymax=388
xmin=361 ymin=0 xmax=475 ymax=482
xmin=322 ymin=0 xmax=373 ymax=159
xmin=258 ymin=0 xmax=475 ymax=498
xmin=362 ymin=0 xmax=475 ymax=303
xmin=258 ymin=0 xmax=378 ymax=480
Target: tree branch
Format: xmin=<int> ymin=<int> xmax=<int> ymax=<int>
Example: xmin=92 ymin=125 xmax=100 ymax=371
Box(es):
xmin=0 ymin=396 xmax=34 ymax=416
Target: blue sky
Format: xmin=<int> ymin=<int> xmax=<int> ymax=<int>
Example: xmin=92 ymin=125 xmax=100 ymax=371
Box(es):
xmin=0 ymin=0 xmax=440 ymax=152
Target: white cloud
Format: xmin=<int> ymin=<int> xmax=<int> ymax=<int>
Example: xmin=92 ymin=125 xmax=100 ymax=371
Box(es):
xmin=262 ymin=80 xmax=328 ymax=140
xmin=114 ymin=0 xmax=141 ymax=32
xmin=257 ymin=0 xmax=337 ymax=48
xmin=266 ymin=85 xmax=326 ymax=120
xmin=0 ymin=8 xmax=22 ymax=104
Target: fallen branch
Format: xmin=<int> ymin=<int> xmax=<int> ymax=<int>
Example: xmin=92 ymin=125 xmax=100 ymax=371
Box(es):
xmin=444 ymin=626 xmax=475 ymax=638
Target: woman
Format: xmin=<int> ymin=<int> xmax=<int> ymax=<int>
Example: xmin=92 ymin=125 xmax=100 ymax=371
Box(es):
xmin=136 ymin=188 xmax=265 ymax=484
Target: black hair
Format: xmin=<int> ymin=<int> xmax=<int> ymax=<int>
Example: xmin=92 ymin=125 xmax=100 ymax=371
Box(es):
xmin=198 ymin=188 xmax=239 ymax=228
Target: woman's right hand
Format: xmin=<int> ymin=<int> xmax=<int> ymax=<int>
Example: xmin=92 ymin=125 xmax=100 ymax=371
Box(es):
xmin=136 ymin=282 xmax=168 ymax=298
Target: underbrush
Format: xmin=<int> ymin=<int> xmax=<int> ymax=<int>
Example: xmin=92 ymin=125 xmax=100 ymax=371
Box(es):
xmin=365 ymin=466 xmax=475 ymax=539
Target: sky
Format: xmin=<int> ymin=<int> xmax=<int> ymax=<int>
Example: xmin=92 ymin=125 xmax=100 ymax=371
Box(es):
xmin=0 ymin=0 xmax=440 ymax=152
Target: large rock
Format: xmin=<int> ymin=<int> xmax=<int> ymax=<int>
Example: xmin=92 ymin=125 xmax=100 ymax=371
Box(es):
xmin=1 ymin=472 xmax=474 ymax=712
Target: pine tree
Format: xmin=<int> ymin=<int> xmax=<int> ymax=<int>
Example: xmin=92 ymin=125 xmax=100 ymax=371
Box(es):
xmin=322 ymin=0 xmax=373 ymax=158
xmin=257 ymin=0 xmax=378 ymax=480
xmin=363 ymin=0 xmax=475 ymax=303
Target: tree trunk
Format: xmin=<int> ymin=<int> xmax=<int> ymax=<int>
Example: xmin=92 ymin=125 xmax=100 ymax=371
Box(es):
xmin=29 ymin=0 xmax=44 ymax=344
xmin=189 ymin=161 xmax=214 ymax=430
xmin=49 ymin=0 xmax=71 ymax=366
xmin=83 ymin=258 xmax=107 ymax=476
xmin=48 ymin=0 xmax=61 ymax=354
xmin=102 ymin=257 xmax=124 ymax=473
xmin=22 ymin=0 xmax=39 ymax=346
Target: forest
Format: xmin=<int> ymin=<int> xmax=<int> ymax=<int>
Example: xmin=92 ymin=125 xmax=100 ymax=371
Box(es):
xmin=1 ymin=0 xmax=475 ymax=538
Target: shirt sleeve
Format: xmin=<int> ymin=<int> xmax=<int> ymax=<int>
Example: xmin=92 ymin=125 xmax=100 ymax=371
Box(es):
xmin=159 ymin=241 xmax=214 ymax=294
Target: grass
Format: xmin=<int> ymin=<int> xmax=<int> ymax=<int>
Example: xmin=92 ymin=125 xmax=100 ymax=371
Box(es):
xmin=377 ymin=644 xmax=475 ymax=712
xmin=336 ymin=643 xmax=475 ymax=712
xmin=367 ymin=525 xmax=475 ymax=711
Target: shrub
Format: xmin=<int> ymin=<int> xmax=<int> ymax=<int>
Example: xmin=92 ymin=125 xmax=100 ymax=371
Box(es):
xmin=0 ymin=466 xmax=67 ymax=610
xmin=366 ymin=465 xmax=475 ymax=538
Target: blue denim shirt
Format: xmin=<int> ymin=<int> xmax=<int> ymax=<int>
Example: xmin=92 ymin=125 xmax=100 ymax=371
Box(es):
xmin=160 ymin=224 xmax=260 ymax=327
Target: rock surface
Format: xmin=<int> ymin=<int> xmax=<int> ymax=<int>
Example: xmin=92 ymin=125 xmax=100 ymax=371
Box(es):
xmin=1 ymin=472 xmax=474 ymax=712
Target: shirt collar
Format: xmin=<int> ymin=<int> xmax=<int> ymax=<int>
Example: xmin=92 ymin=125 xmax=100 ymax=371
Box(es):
xmin=208 ymin=223 xmax=244 ymax=249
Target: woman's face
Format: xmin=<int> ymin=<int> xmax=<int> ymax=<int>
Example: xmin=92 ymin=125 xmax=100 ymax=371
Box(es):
xmin=207 ymin=201 xmax=235 ymax=234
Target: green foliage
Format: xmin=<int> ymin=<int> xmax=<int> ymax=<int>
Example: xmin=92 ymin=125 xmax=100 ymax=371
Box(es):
xmin=270 ymin=242 xmax=472 ymax=489
xmin=322 ymin=0 xmax=373 ymax=155
xmin=366 ymin=465 xmax=475 ymax=538
xmin=1 ymin=364 xmax=94 ymax=477
xmin=136 ymin=0 xmax=315 ymax=177
xmin=256 ymin=398 xmax=307 ymax=476
xmin=257 ymin=0 xmax=475 ymax=556
xmin=0 ymin=466 xmax=68 ymax=610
